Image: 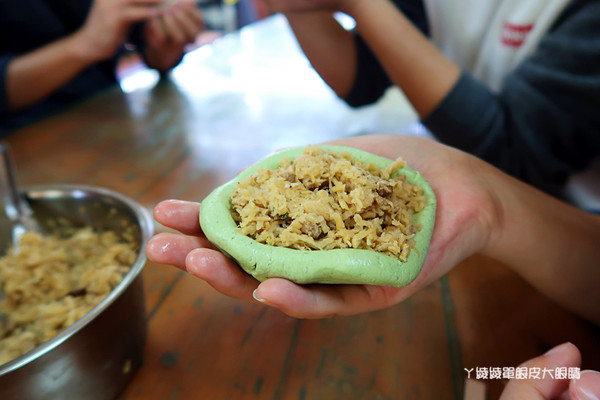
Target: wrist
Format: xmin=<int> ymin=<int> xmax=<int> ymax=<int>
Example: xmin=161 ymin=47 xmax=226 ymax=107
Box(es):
xmin=448 ymin=156 xmax=514 ymax=265
xmin=68 ymin=30 xmax=111 ymax=65
xmin=478 ymin=168 xmax=519 ymax=264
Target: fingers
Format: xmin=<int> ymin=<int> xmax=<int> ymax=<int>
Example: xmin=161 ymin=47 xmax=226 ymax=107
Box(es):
xmin=80 ymin=0 xmax=163 ymax=59
xmin=153 ymin=199 xmax=203 ymax=236
xmin=178 ymin=245 xmax=419 ymax=319
xmin=159 ymin=13 xmax=189 ymax=44
xmin=121 ymin=4 xmax=161 ymax=23
xmin=252 ymin=279 xmax=406 ymax=319
xmin=142 ymin=15 xmax=166 ymax=44
xmin=153 ymin=1 xmax=204 ymax=45
xmin=150 ymin=200 xmax=261 ymax=301
xmin=500 ymin=342 xmax=581 ymax=400
xmin=103 ymin=0 xmax=164 ymax=23
xmin=146 ymin=232 xmax=214 ymax=269
xmin=183 ymin=248 xmax=408 ymax=319
xmin=170 ymin=2 xmax=204 ymax=40
xmin=185 ymin=248 xmax=260 ymax=300
xmin=570 ymin=370 xmax=600 ymax=400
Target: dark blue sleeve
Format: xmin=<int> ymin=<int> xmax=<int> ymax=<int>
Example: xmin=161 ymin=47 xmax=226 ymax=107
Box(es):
xmin=0 ymin=55 xmax=12 ymax=117
xmin=0 ymin=0 xmax=118 ymax=135
xmin=344 ymin=35 xmax=392 ymax=107
xmin=423 ymin=0 xmax=600 ymax=196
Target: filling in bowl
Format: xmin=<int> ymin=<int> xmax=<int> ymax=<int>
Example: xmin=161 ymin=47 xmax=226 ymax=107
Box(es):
xmin=0 ymin=226 xmax=137 ymax=366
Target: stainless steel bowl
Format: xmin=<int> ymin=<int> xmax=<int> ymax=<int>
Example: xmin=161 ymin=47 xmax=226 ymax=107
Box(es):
xmin=0 ymin=184 xmax=153 ymax=400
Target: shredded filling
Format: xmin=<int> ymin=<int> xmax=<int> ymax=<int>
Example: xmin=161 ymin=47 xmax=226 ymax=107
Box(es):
xmin=231 ymin=146 xmax=426 ymax=261
xmin=0 ymin=227 xmax=137 ymax=366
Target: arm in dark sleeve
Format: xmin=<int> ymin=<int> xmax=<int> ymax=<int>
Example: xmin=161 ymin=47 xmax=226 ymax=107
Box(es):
xmin=423 ymin=0 xmax=600 ymax=197
xmin=0 ymin=55 xmax=12 ymax=117
xmin=344 ymin=35 xmax=392 ymax=107
xmin=344 ymin=0 xmax=429 ymax=107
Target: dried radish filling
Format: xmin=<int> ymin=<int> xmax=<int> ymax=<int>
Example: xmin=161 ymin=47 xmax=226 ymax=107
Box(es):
xmin=230 ymin=146 xmax=426 ymax=262
xmin=0 ymin=228 xmax=137 ymax=366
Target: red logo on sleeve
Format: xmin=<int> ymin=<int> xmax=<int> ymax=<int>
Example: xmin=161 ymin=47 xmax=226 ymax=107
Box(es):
xmin=501 ymin=22 xmax=534 ymax=47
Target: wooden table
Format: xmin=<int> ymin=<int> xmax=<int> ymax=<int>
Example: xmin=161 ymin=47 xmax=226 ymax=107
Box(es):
xmin=4 ymin=15 xmax=599 ymax=400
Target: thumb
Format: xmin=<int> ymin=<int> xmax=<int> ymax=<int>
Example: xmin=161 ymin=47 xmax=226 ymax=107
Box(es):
xmin=570 ymin=370 xmax=600 ymax=400
xmin=500 ymin=342 xmax=581 ymax=400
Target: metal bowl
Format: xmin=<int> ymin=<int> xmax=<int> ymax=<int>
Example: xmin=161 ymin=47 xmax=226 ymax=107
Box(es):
xmin=0 ymin=184 xmax=153 ymax=400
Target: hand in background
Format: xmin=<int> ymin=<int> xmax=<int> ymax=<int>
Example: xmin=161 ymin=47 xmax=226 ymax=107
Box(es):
xmin=146 ymin=134 xmax=503 ymax=318
xmin=76 ymin=0 xmax=162 ymax=62
xmin=5 ymin=0 xmax=164 ymax=112
xmin=143 ymin=0 xmax=205 ymax=70
xmin=499 ymin=343 xmax=600 ymax=400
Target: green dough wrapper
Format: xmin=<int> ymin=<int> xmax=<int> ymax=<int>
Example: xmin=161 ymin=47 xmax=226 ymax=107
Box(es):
xmin=200 ymin=145 xmax=436 ymax=287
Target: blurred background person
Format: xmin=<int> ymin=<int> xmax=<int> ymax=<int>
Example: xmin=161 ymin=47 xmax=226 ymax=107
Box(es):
xmin=258 ymin=0 xmax=600 ymax=201
xmin=0 ymin=0 xmax=205 ymax=136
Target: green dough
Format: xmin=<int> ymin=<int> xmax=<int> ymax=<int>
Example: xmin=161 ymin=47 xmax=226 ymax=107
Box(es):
xmin=199 ymin=146 xmax=436 ymax=287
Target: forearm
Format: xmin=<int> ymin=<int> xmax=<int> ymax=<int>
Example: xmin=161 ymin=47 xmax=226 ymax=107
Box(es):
xmin=484 ymin=171 xmax=600 ymax=325
xmin=6 ymin=33 xmax=97 ymax=111
xmin=344 ymin=0 xmax=460 ymax=117
xmin=285 ymin=11 xmax=356 ymax=97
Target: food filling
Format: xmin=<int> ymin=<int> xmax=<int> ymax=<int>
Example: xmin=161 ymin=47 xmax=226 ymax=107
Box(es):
xmin=0 ymin=227 xmax=137 ymax=365
xmin=231 ymin=146 xmax=426 ymax=261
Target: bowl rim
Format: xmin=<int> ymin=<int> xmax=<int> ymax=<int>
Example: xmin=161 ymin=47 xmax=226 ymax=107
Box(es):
xmin=0 ymin=184 xmax=154 ymax=375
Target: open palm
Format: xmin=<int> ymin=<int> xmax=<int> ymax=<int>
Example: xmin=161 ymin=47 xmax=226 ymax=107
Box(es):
xmin=146 ymin=134 xmax=501 ymax=318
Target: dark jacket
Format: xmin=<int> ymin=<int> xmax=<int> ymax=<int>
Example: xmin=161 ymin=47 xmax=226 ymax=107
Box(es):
xmin=345 ymin=0 xmax=600 ymax=196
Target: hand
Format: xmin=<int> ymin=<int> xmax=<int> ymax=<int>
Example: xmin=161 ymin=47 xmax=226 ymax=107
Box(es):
xmin=75 ymin=0 xmax=162 ymax=62
xmin=499 ymin=343 xmax=600 ymax=399
xmin=146 ymin=134 xmax=503 ymax=318
xmin=143 ymin=0 xmax=205 ymax=69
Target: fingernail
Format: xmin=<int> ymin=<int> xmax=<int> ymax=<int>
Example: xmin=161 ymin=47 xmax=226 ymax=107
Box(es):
xmin=252 ymin=289 xmax=265 ymax=303
xmin=545 ymin=342 xmax=573 ymax=356
xmin=185 ymin=250 xmax=206 ymax=275
xmin=571 ymin=370 xmax=600 ymax=400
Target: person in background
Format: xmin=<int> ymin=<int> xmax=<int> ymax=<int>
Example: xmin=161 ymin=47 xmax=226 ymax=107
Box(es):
xmin=145 ymin=133 xmax=600 ymax=400
xmin=257 ymin=0 xmax=600 ymax=199
xmin=0 ymin=0 xmax=205 ymax=135
xmin=195 ymin=0 xmax=259 ymax=31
